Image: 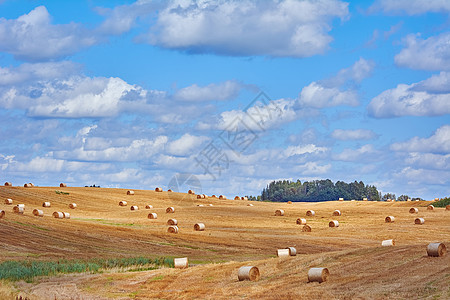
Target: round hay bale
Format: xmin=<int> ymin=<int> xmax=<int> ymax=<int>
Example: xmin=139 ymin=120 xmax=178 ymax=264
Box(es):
xmin=42 ymin=202 xmax=51 ymax=208
xmin=148 ymin=213 xmax=157 ymax=219
xmin=197 ymin=204 xmax=204 ymax=207
xmin=155 ymin=187 xmax=163 ymax=192
xmin=52 ymin=211 xmax=64 ymax=219
xmin=286 ymin=247 xmax=297 ymax=256
xmin=145 ymin=204 xmax=153 ymax=209
xmin=275 ymin=209 xmax=284 ymax=216
xmin=33 ymin=209 xmax=44 ymax=217
xmin=202 ymin=194 xmax=208 ymax=199
xmin=385 ymin=216 xmax=395 ymax=223
xmin=188 ymin=190 xmax=194 ymax=194
xmin=69 ymin=203 xmax=77 ymax=209
xmin=16 ymin=204 xmax=25 ymax=208
xmin=219 ymin=195 xmax=226 ymax=200
xmin=0 ymin=210 xmax=5 ymax=218
xmin=446 ymin=205 xmax=450 ymax=211
xmin=130 ymin=205 xmax=139 ymax=211
xmin=168 ymin=225 xmax=179 ymax=233
xmin=332 ymin=210 xmax=341 ymax=216
xmin=166 ymin=207 xmax=175 ymax=213
xmin=167 ymin=189 xmax=173 ymax=192
xmin=194 ymin=223 xmax=205 ymax=231
xmin=13 ymin=206 xmax=24 ymax=214
xmin=339 ymin=198 xmax=344 ymax=201
xmin=234 ymin=196 xmax=240 ymax=200
xmin=167 ymin=219 xmax=178 ymax=225
xmin=363 ymin=197 xmax=368 ymax=201
xmin=4 ymin=182 xmax=12 ymax=186
xmin=296 ymin=218 xmax=307 ymax=225
xmin=381 ymin=239 xmax=395 ymax=247
xmin=127 ymin=190 xmax=135 ymax=195
xmin=211 ymin=195 xmax=216 ymax=198
xmin=329 ymin=220 xmax=339 ymax=227
xmin=60 ymin=183 xmax=67 ymax=187
xmin=415 ymin=217 xmax=425 ymax=225
xmin=277 ymin=249 xmax=290 ymax=258
xmin=306 ymin=210 xmax=315 ymax=217
xmin=174 ymin=257 xmax=188 ymax=269
xmin=308 ymin=267 xmax=329 ymax=283
xmin=119 ymin=201 xmax=127 ymax=206
xmin=247 ymin=203 xmax=254 ymax=206
xmin=63 ymin=212 xmax=70 ymax=219
xmin=208 ymin=204 xmax=213 ymax=206
xmin=197 ymin=194 xmax=202 ymax=199
xmin=409 ymin=207 xmax=418 ymax=214
xmin=24 ymin=183 xmax=33 ymax=188
xmin=287 ymin=201 xmax=292 ymax=204
xmin=5 ymin=198 xmax=13 ymax=205
xmin=238 ymin=266 xmax=260 ymax=281
xmin=241 ymin=197 xmax=248 ymax=201
xmin=427 ymin=242 xmax=447 ymax=257
xmin=427 ymin=205 xmax=434 ymax=211
xmin=302 ymin=225 xmax=312 ymax=232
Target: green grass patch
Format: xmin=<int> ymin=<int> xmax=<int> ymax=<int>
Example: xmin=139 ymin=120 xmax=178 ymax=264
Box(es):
xmin=150 ymin=275 xmax=165 ymax=281
xmin=55 ymin=190 xmax=69 ymax=195
xmin=13 ymin=221 xmax=50 ymax=231
xmin=0 ymin=257 xmax=174 ymax=282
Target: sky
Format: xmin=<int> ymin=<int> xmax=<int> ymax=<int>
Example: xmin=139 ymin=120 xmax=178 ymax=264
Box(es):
xmin=0 ymin=0 xmax=449 ymax=200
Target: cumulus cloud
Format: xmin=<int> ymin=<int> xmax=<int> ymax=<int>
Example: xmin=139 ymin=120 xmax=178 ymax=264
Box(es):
xmin=166 ymin=133 xmax=209 ymax=156
xmin=283 ymin=144 xmax=328 ymax=157
xmin=0 ymin=75 xmax=147 ymax=118
xmin=201 ymin=98 xmax=296 ymax=132
xmin=390 ymin=125 xmax=450 ymax=154
xmin=331 ymin=129 xmax=378 ymax=140
xmin=369 ymin=0 xmax=450 ymax=15
xmin=333 ymin=144 xmax=382 ymax=162
xmin=173 ymin=80 xmax=245 ymax=102
xmin=395 ymin=33 xmax=450 ymax=71
xmin=0 ymin=61 xmax=80 ymax=86
xmin=368 ymin=73 xmax=450 ymax=118
xmin=405 ymin=152 xmax=450 ymax=170
xmin=54 ymin=136 xmax=168 ymax=162
xmin=394 ymin=167 xmax=450 ymax=185
xmin=297 ymin=58 xmax=374 ymax=108
xmin=0 ymin=6 xmax=98 ymax=61
xmin=134 ymin=0 xmax=349 ymax=57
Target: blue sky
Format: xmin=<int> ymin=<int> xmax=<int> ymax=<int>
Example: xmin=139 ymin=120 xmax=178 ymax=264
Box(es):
xmin=0 ymin=0 xmax=449 ymax=199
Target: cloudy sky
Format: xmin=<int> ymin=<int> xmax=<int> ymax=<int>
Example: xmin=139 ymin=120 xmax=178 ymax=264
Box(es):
xmin=0 ymin=0 xmax=449 ymax=199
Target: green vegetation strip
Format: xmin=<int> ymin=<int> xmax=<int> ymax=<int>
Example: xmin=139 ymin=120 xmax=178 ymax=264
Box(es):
xmin=434 ymin=197 xmax=450 ymax=208
xmin=0 ymin=257 xmax=173 ymax=282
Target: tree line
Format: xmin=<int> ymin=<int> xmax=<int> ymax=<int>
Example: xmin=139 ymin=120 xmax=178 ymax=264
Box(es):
xmin=250 ymin=179 xmax=381 ymax=202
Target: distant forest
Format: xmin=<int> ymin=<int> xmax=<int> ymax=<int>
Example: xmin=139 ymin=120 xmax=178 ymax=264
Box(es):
xmin=254 ymin=179 xmax=381 ymax=202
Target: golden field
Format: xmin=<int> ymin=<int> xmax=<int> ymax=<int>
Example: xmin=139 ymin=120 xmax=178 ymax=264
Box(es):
xmin=0 ymin=186 xmax=448 ymax=299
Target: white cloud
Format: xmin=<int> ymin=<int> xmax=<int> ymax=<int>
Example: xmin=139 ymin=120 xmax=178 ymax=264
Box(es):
xmin=298 ymin=82 xmax=358 ymax=108
xmin=137 ymin=0 xmax=349 ymax=57
xmin=331 ymin=129 xmax=377 ymax=140
xmin=405 ymin=152 xmax=450 ymax=170
xmin=395 ymin=33 xmax=450 ymax=71
xmin=11 ymin=156 xmax=111 ymax=173
xmin=0 ymin=6 xmax=98 ymax=61
xmin=283 ymin=144 xmax=328 ymax=157
xmin=0 ymin=76 xmax=147 ymax=118
xmin=54 ymin=136 xmax=168 ymax=162
xmin=368 ymin=73 xmax=450 ymax=118
xmin=0 ymin=61 xmax=80 ymax=86
xmin=369 ymin=0 xmax=450 ymax=15
xmin=173 ymin=80 xmax=244 ymax=102
xmin=394 ymin=167 xmax=450 ymax=185
xmin=390 ymin=125 xmax=450 ymax=154
xmin=333 ymin=144 xmax=382 ymax=162
xmin=293 ymin=161 xmax=332 ymax=175
xmin=297 ymin=58 xmax=374 ymax=108
xmin=166 ymin=133 xmax=209 ymax=156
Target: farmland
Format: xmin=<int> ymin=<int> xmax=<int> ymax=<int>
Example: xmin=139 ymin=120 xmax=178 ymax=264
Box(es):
xmin=0 ymin=186 xmax=448 ymax=299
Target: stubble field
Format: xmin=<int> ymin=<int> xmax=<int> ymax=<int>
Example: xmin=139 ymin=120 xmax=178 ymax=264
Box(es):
xmin=0 ymin=186 xmax=448 ymax=299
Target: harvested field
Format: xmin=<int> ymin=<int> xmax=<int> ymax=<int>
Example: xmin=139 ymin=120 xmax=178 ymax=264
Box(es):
xmin=0 ymin=186 xmax=448 ymax=299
